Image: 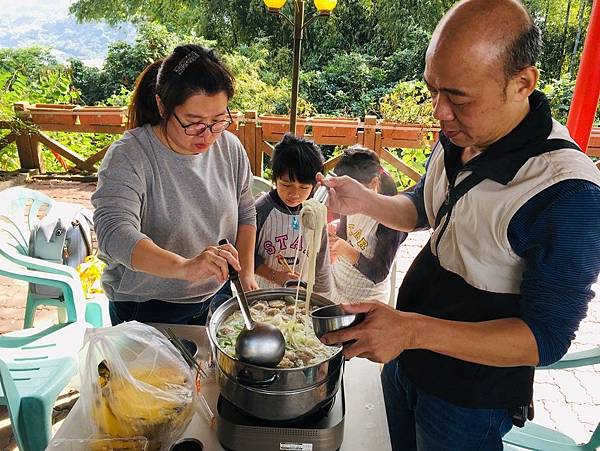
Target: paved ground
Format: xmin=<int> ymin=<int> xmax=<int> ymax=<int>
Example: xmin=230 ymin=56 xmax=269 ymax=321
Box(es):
xmin=0 ymin=180 xmax=598 ymax=449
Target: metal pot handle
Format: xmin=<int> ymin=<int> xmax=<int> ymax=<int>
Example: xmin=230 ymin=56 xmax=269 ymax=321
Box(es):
xmin=284 ymin=279 xmax=307 ymax=289
xmin=236 ymin=369 xmax=279 ymax=387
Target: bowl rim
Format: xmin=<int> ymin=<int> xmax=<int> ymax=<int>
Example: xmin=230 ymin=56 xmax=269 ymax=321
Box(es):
xmin=310 ymin=304 xmax=357 ymax=319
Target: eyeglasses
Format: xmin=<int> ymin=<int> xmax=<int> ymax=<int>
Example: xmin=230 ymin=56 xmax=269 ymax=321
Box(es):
xmin=172 ymin=108 xmax=233 ymax=136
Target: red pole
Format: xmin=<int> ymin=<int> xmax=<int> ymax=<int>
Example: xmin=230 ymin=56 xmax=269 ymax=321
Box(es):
xmin=566 ymin=0 xmax=600 ymax=152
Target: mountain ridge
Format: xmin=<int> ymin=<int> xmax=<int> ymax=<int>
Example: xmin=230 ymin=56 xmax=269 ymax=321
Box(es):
xmin=0 ymin=0 xmax=135 ymax=67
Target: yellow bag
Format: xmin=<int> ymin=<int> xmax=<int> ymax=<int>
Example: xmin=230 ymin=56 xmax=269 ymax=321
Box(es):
xmin=76 ymin=255 xmax=106 ymax=298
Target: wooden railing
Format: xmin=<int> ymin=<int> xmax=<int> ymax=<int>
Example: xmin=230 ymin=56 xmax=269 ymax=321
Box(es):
xmin=2 ymin=102 xmax=600 ymax=179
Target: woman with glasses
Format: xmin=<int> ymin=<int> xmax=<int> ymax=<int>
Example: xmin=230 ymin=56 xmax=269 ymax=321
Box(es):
xmin=92 ymin=44 xmax=258 ymax=326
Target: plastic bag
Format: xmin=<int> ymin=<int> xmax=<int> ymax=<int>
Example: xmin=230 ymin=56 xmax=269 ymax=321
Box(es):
xmin=47 ymin=436 xmax=149 ymax=451
xmin=79 ymin=321 xmax=195 ymax=451
xmin=76 ymin=255 xmax=106 ymax=298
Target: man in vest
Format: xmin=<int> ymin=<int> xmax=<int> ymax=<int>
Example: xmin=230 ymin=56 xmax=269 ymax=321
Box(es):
xmin=319 ymin=0 xmax=600 ymax=449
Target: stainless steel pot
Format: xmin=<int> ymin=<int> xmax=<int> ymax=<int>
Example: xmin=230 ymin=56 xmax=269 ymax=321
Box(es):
xmin=208 ymin=287 xmax=344 ymax=421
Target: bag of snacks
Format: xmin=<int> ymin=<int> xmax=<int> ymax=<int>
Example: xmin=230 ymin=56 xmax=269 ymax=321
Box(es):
xmin=79 ymin=321 xmax=195 ymax=451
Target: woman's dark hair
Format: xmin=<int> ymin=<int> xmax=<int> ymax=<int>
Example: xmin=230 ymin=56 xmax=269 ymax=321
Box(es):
xmin=128 ymin=44 xmax=235 ymax=130
xmin=334 ymin=145 xmax=397 ymax=196
xmin=271 ymin=133 xmax=325 ymax=185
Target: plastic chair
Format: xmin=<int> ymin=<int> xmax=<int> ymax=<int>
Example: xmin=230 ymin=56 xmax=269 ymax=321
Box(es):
xmin=0 ymin=187 xmax=105 ymax=328
xmin=252 ymin=175 xmax=272 ymax=198
xmin=0 ymin=260 xmax=89 ymax=451
xmin=503 ymin=346 xmax=600 ymax=451
xmin=0 ymin=356 xmax=77 ymax=451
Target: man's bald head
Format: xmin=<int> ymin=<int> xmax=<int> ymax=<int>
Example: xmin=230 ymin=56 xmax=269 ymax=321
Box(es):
xmin=428 ymin=0 xmax=541 ymax=81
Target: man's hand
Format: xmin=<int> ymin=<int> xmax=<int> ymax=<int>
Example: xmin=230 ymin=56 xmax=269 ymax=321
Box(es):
xmin=317 ymin=173 xmax=371 ymax=216
xmin=177 ymin=242 xmax=241 ymax=283
xmin=321 ymin=302 xmax=419 ymax=363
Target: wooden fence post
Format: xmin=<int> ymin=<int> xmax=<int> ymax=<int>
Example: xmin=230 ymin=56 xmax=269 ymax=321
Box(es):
xmin=254 ymin=119 xmax=264 ymax=177
xmin=29 ymin=135 xmax=45 ymax=173
xmin=13 ymin=102 xmax=44 ymax=173
xmin=244 ymin=111 xmax=258 ymax=175
xmin=363 ymin=116 xmax=378 ymax=154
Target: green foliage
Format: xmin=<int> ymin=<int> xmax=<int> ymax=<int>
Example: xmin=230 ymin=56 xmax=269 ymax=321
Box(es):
xmin=0 ymin=46 xmax=61 ymax=77
xmin=223 ymin=50 xmax=292 ymax=115
xmin=104 ymin=86 xmax=133 ymax=107
xmin=0 ymin=64 xmax=81 ymax=171
xmin=539 ymin=74 xmax=575 ymax=125
xmin=379 ymin=80 xmax=435 ymax=125
xmin=379 ymin=80 xmax=436 ymax=187
xmin=43 ymin=132 xmax=118 ymax=173
xmin=301 ymin=52 xmax=390 ymax=117
xmin=526 ymin=0 xmax=592 ymax=79
xmin=0 ymin=47 xmax=78 ymax=112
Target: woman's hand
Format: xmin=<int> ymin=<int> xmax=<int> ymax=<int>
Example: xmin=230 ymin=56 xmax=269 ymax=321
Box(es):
xmin=177 ymin=242 xmax=240 ymax=283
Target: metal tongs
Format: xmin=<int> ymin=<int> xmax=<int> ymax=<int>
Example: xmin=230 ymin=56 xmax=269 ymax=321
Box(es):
xmin=313 ymin=171 xmax=337 ymax=204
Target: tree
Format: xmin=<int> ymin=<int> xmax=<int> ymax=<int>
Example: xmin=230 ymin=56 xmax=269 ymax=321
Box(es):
xmin=0 ymin=47 xmax=61 ymax=79
xmin=71 ymin=23 xmax=212 ymax=104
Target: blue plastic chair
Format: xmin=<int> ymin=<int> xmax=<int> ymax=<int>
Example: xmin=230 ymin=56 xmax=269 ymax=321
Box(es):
xmin=0 ymin=356 xmax=76 ymax=451
xmin=0 ymin=186 xmax=104 ymax=328
xmin=503 ymin=346 xmax=600 ymax=451
xmin=0 ymin=260 xmax=90 ymax=451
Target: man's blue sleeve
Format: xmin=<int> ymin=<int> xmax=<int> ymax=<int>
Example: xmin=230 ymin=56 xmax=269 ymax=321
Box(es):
xmin=508 ymin=179 xmax=600 ymax=366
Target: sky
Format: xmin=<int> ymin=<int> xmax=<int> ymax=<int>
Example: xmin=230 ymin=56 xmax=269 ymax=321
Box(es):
xmin=0 ymin=0 xmax=135 ymax=67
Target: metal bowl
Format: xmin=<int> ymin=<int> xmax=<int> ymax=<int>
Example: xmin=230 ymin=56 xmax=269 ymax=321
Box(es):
xmin=311 ymin=304 xmax=366 ymax=340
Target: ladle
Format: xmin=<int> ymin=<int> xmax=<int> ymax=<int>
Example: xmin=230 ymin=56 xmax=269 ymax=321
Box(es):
xmin=218 ymin=239 xmax=285 ymax=367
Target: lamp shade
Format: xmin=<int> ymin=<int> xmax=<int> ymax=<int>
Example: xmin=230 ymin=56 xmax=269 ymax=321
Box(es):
xmin=314 ymin=0 xmax=337 ymax=13
xmin=264 ymin=0 xmax=287 ymax=10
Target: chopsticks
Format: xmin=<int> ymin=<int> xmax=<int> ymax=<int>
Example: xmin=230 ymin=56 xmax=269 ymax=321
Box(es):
xmin=165 ymin=328 xmax=215 ymax=427
xmin=164 ymin=328 xmax=206 ymax=378
xmin=277 ymin=253 xmax=294 ymax=273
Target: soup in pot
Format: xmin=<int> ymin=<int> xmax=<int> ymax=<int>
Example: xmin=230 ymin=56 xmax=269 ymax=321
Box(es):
xmin=216 ymin=296 xmax=338 ymax=368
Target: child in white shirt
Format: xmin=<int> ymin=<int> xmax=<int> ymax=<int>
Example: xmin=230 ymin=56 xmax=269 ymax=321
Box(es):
xmin=329 ymin=146 xmax=407 ymax=303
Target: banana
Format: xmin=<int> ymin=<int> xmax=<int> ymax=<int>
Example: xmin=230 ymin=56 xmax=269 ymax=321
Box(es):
xmin=92 ymin=391 xmax=138 ymax=437
xmin=92 ymin=360 xmax=193 ymax=446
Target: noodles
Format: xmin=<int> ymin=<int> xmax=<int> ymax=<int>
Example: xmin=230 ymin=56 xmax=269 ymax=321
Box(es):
xmin=217 ymin=298 xmax=338 ymax=368
xmin=216 ymin=197 xmax=330 ymax=369
xmin=299 ymin=198 xmax=328 ymax=328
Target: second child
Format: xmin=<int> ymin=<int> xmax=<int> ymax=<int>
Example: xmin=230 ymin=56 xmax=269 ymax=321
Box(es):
xmin=329 ymin=146 xmax=407 ymax=304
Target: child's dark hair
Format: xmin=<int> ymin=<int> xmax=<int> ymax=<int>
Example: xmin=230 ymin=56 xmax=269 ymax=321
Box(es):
xmin=271 ymin=133 xmax=325 ymax=185
xmin=334 ymin=145 xmax=397 ymax=196
xmin=128 ymin=44 xmax=235 ymax=130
